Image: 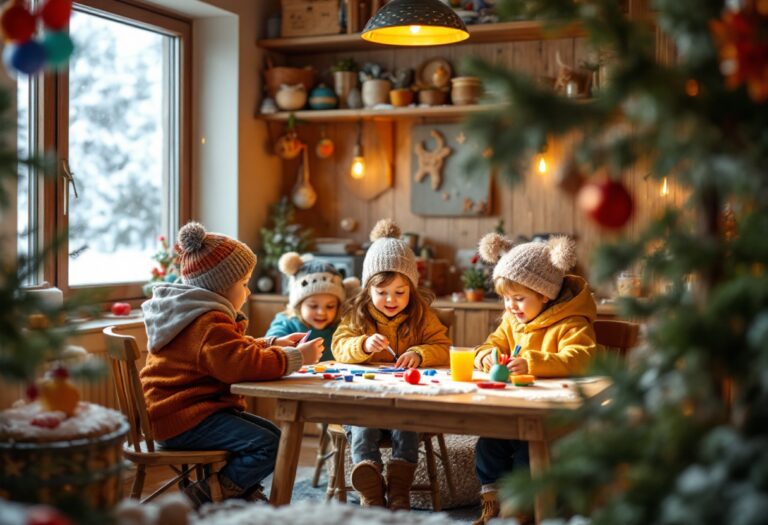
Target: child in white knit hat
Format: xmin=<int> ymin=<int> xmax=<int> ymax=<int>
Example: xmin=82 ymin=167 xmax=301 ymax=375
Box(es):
xmin=470 ymin=233 xmax=598 ymax=525
xmin=332 ymin=219 xmax=451 ymax=511
xmin=266 ymin=253 xmax=360 ymax=361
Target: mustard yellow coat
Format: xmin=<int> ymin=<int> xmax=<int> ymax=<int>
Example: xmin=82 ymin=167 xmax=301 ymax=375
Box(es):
xmin=474 ymin=275 xmax=597 ymax=377
xmin=332 ymin=304 xmax=451 ymax=367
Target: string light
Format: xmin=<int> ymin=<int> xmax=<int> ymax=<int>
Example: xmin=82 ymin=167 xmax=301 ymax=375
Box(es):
xmin=538 ymin=156 xmax=548 ymax=174
xmin=350 ymin=121 xmax=365 ymax=179
xmin=661 ymin=177 xmax=669 ymax=197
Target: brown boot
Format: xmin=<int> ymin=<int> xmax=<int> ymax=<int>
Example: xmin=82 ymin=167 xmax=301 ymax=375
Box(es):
xmin=351 ymin=460 xmax=386 ymax=507
xmin=385 ymin=458 xmax=417 ymax=511
xmin=471 ymin=491 xmax=500 ymax=525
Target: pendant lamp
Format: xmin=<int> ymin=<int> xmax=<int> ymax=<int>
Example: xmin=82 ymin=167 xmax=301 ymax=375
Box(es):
xmin=361 ymin=0 xmax=469 ymax=46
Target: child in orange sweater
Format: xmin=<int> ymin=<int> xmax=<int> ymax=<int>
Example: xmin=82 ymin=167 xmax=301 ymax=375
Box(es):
xmin=140 ymin=222 xmax=323 ymax=506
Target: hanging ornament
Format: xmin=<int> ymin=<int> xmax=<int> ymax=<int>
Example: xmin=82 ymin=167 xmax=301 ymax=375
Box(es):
xmin=42 ymin=30 xmax=74 ymax=68
xmin=1 ymin=1 xmax=36 ymax=42
xmin=8 ymin=40 xmax=47 ymax=75
xmin=710 ymin=1 xmax=768 ymax=102
xmin=274 ymin=130 xmax=303 ymax=160
xmin=553 ymin=155 xmax=586 ymax=196
xmin=577 ymin=178 xmax=634 ymax=229
xmin=315 ymin=137 xmax=334 ymax=159
xmin=39 ymin=0 xmax=72 ymax=30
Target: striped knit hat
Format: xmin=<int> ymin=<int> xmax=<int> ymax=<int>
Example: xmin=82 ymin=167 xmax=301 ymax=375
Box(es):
xmin=176 ymin=222 xmax=257 ymax=293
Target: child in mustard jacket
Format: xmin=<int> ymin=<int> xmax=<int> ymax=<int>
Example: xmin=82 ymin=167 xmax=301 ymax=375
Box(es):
xmin=471 ymin=233 xmax=597 ymax=525
xmin=332 ymin=219 xmax=451 ymax=511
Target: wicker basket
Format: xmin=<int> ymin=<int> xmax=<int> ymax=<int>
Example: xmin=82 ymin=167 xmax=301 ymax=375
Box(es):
xmin=0 ymin=421 xmax=129 ymax=510
xmin=265 ymin=66 xmax=316 ymax=98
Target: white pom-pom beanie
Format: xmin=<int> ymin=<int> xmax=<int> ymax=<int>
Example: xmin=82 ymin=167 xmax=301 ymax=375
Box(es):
xmin=481 ymin=234 xmax=577 ymax=299
xmin=176 ymin=221 xmax=256 ymax=293
xmin=362 ymin=219 xmax=419 ymax=288
xmin=279 ymin=252 xmax=350 ymax=309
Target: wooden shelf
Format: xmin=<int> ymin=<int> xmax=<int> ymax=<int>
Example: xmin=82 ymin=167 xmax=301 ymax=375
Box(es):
xmin=258 ymin=20 xmax=585 ymax=54
xmin=257 ymin=103 xmax=507 ymax=122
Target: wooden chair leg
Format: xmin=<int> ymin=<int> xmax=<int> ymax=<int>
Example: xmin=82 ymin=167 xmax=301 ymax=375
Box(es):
xmin=325 ymin=435 xmax=338 ymax=502
xmin=312 ymin=423 xmax=330 ymax=488
xmin=436 ymin=434 xmax=457 ymax=500
xmin=207 ymin=461 xmax=227 ymax=502
xmin=423 ymin=436 xmax=442 ymax=511
xmin=334 ymin=434 xmax=348 ymax=503
xmin=130 ymin=464 xmax=146 ymax=500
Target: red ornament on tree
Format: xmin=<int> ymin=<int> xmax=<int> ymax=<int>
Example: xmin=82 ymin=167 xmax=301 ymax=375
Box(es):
xmin=0 ymin=2 xmax=36 ymax=42
xmin=577 ymin=179 xmax=634 ymax=229
xmin=39 ymin=0 xmax=72 ymax=30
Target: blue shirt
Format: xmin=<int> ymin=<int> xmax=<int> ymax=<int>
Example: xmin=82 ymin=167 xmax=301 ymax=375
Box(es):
xmin=265 ymin=312 xmax=337 ymax=362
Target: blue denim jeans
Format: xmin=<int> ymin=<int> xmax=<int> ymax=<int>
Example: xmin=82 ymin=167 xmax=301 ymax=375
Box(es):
xmin=159 ymin=410 xmax=281 ymax=493
xmin=475 ymin=437 xmax=530 ymax=486
xmin=344 ymin=425 xmax=419 ymax=464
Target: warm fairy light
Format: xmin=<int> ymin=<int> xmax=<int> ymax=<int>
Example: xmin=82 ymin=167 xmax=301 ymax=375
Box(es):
xmin=350 ymin=155 xmax=365 ymax=179
xmin=537 ymin=156 xmax=548 ymax=174
xmin=661 ymin=177 xmax=669 ymax=196
xmin=409 ymin=25 xmax=421 ymax=34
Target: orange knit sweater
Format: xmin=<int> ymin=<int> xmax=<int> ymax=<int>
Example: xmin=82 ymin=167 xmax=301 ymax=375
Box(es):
xmin=140 ymin=310 xmax=292 ymax=440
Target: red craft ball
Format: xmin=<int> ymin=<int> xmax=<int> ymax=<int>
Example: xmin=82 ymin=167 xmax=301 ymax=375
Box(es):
xmin=111 ymin=302 xmax=132 ymax=316
xmin=404 ymin=368 xmax=421 ymax=385
xmin=577 ymin=179 xmax=634 ymax=229
xmin=1 ymin=4 xmax=36 ymax=42
xmin=39 ymin=0 xmax=73 ymax=30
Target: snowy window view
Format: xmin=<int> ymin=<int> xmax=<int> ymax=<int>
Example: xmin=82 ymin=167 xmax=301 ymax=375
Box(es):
xmin=16 ymin=75 xmax=32 ymax=276
xmin=67 ymin=10 xmax=177 ymax=287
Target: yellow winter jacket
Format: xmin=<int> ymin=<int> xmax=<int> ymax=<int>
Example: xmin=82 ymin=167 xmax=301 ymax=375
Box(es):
xmin=474 ymin=275 xmax=597 ymax=377
xmin=332 ymin=303 xmax=450 ymax=367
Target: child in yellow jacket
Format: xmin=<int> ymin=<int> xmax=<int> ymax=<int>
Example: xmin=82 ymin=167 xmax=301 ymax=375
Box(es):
xmin=332 ymin=219 xmax=450 ymax=510
xmin=471 ymin=233 xmax=597 ymax=525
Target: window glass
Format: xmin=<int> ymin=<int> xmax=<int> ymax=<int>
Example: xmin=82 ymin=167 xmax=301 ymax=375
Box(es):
xmin=16 ymin=74 xmax=38 ymax=286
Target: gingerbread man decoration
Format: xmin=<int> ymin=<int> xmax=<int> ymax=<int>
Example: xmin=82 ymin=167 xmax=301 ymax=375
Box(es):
xmin=414 ymin=130 xmax=452 ymax=190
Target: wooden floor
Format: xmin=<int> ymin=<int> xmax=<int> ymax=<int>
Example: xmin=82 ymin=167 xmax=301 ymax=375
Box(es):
xmin=123 ymin=434 xmax=322 ymax=499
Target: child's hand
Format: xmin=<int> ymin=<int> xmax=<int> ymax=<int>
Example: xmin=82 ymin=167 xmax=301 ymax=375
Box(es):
xmin=298 ymin=337 xmax=324 ymax=365
xmin=507 ymin=357 xmax=528 ymax=375
xmin=364 ymin=334 xmax=389 ymax=354
xmin=480 ymin=354 xmax=495 ymax=372
xmin=395 ymin=351 xmax=421 ymax=369
xmin=276 ymin=332 xmax=308 ymax=346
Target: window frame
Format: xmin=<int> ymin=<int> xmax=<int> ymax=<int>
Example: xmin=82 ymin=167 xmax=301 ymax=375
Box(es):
xmin=37 ymin=0 xmax=192 ymax=302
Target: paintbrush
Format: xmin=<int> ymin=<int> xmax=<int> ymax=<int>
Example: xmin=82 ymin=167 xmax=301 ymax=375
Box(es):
xmin=384 ymin=345 xmax=398 ymax=360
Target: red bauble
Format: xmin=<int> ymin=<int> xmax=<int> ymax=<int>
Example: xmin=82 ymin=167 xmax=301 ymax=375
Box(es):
xmin=39 ymin=0 xmax=72 ymax=30
xmin=51 ymin=365 xmax=69 ymax=379
xmin=404 ymin=368 xmax=421 ymax=385
xmin=111 ymin=302 xmax=132 ymax=316
xmin=577 ymin=179 xmax=634 ymax=229
xmin=25 ymin=383 xmax=39 ymax=400
xmin=1 ymin=3 xmax=36 ymax=42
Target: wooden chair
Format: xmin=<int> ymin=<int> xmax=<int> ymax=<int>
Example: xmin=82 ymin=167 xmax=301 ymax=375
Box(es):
xmin=103 ymin=326 xmax=229 ymax=503
xmin=321 ymin=308 xmax=458 ymax=510
xmin=593 ymin=319 xmax=640 ymax=357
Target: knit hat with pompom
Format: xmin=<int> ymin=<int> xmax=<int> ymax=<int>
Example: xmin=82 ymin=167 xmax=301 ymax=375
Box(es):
xmin=478 ymin=233 xmax=577 ymax=299
xmin=362 ymin=219 xmax=419 ymax=288
xmin=176 ymin=221 xmax=257 ymax=294
xmin=279 ymin=252 xmax=361 ymax=309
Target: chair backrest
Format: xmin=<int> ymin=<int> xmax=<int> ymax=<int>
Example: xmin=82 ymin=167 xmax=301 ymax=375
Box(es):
xmin=103 ymin=326 xmax=155 ymax=452
xmin=594 ymin=319 xmax=640 ymax=357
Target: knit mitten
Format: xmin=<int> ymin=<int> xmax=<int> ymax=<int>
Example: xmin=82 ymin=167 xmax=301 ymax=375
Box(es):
xmin=385 ymin=458 xmax=416 ymax=511
xmin=351 ymin=460 xmax=386 ymax=507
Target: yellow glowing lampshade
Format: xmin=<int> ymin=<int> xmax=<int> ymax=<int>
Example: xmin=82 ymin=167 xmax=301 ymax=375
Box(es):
xmin=361 ymin=0 xmax=469 ymax=46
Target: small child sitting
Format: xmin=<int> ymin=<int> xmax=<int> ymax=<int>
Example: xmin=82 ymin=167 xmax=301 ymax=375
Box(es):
xmin=471 ymin=233 xmax=598 ymax=525
xmin=140 ymin=222 xmax=323 ymax=507
xmin=266 ymin=252 xmax=360 ymax=361
xmin=332 ymin=219 xmax=451 ymax=511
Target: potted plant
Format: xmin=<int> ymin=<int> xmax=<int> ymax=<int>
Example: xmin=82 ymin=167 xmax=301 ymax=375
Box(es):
xmin=359 ymin=62 xmax=391 ymax=108
xmin=461 ymin=266 xmax=487 ymax=302
xmin=330 ymin=57 xmax=358 ymax=108
xmin=388 ymin=67 xmax=415 ymax=107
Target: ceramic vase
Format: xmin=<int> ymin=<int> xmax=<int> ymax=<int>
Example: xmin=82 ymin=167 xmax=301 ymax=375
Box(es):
xmin=361 ymin=79 xmax=391 ymax=108
xmin=275 ymin=84 xmax=307 ymax=110
xmin=333 ymin=71 xmax=358 ymax=109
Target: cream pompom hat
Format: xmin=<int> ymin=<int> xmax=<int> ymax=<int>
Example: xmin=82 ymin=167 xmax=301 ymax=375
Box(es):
xmin=478 ymin=233 xmax=577 ymax=299
xmin=361 ymin=219 xmax=419 ymax=288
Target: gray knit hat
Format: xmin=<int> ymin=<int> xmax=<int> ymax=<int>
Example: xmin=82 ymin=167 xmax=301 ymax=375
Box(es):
xmin=278 ymin=252 xmax=360 ymax=308
xmin=177 ymin=221 xmax=257 ymax=294
xmin=362 ymin=219 xmax=419 ymax=288
xmin=478 ymin=233 xmax=577 ymax=299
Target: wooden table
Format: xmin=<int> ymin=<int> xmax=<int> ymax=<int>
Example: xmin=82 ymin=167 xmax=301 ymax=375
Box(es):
xmin=231 ymin=372 xmax=610 ymax=523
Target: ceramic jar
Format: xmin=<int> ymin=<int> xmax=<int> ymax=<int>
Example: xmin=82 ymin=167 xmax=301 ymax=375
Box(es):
xmin=275 ymin=84 xmax=307 ymax=111
xmin=418 ymin=89 xmax=447 ymax=106
xmin=389 ymin=88 xmax=413 ymax=107
xmin=308 ymin=84 xmax=337 ymax=110
xmin=361 ymin=79 xmax=391 ymax=108
xmin=451 ymin=76 xmax=482 ymax=105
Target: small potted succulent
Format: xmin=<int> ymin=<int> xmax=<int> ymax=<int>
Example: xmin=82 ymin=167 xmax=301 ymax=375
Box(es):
xmin=330 ymin=58 xmax=358 ymax=108
xmin=461 ymin=265 xmax=487 ymax=302
xmin=388 ymin=67 xmax=414 ymax=107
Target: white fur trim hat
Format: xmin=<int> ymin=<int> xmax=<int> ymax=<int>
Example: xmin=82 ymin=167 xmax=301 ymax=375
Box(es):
xmin=361 ymin=219 xmax=419 ymax=288
xmin=279 ymin=252 xmax=360 ymax=309
xmin=478 ymin=233 xmax=577 ymax=299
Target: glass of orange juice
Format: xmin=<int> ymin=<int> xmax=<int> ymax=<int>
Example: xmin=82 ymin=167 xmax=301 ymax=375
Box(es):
xmin=450 ymin=346 xmax=475 ymax=382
